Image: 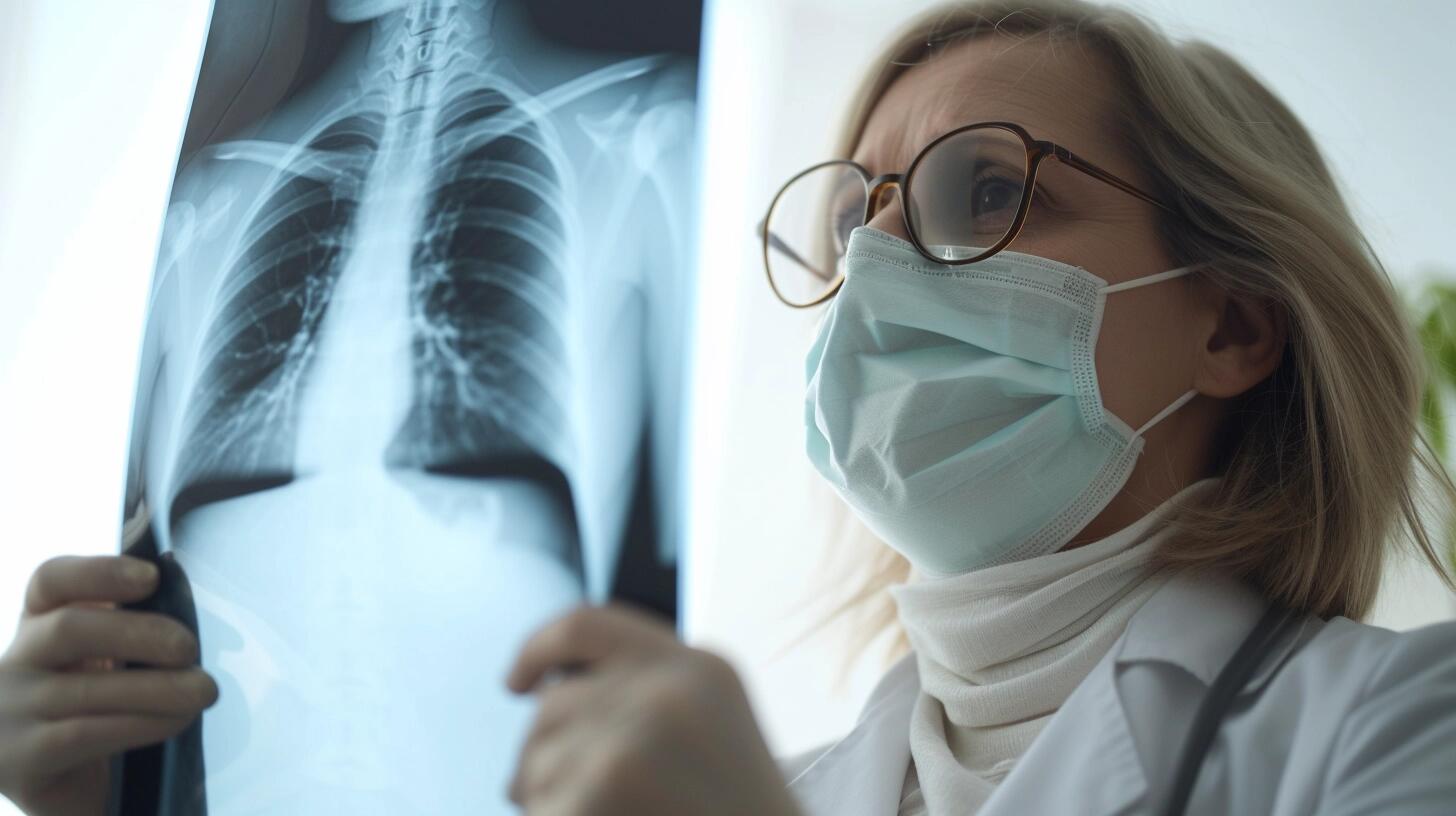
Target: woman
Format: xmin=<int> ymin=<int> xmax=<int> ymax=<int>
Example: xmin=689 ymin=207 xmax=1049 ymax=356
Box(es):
xmin=755 ymin=2 xmax=1456 ymax=813
xmin=2 ymin=1 xmax=1453 ymax=815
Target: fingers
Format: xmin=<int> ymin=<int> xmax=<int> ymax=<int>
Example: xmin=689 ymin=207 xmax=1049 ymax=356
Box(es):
xmin=507 ymin=682 xmax=600 ymax=807
xmin=41 ymin=601 xmax=121 ymax=673
xmin=527 ymin=673 xmax=598 ymax=743
xmin=9 ymin=607 xmax=199 ymax=670
xmin=24 ymin=555 xmax=157 ymax=615
xmin=508 ymin=729 xmax=580 ymax=807
xmin=25 ymin=712 xmax=198 ymax=773
xmin=23 ymin=667 xmax=218 ymax=720
xmin=505 ymin=602 xmax=676 ymax=694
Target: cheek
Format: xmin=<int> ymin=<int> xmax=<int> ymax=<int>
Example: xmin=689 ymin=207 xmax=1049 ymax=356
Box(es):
xmin=1093 ymin=283 xmax=1200 ymax=428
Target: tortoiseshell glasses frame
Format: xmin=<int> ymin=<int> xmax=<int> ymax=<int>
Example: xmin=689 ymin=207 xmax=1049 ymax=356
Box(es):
xmin=759 ymin=120 xmax=1181 ymax=308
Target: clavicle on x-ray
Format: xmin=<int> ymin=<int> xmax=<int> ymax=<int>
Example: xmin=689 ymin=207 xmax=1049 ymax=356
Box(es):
xmin=116 ymin=0 xmax=701 ymax=812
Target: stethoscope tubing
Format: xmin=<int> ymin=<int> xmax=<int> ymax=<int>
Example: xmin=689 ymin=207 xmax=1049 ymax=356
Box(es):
xmin=1161 ymin=602 xmax=1301 ymax=816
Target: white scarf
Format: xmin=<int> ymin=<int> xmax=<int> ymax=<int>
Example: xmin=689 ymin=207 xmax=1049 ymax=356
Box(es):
xmin=887 ymin=479 xmax=1218 ymax=815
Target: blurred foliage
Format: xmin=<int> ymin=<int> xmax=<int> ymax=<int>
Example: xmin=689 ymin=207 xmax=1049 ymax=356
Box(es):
xmin=1412 ymin=276 xmax=1456 ymax=570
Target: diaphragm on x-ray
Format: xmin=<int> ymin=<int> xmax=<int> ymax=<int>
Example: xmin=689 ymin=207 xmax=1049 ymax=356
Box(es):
xmin=116 ymin=1 xmax=701 ymax=812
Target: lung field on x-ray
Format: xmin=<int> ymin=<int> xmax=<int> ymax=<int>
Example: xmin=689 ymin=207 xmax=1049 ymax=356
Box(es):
xmin=172 ymin=110 xmax=383 ymax=515
xmin=386 ymin=76 xmax=570 ymax=487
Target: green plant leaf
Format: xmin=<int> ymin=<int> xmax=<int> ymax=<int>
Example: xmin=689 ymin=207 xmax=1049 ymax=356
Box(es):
xmin=1422 ymin=384 xmax=1447 ymax=459
xmin=1410 ymin=274 xmax=1456 ymax=574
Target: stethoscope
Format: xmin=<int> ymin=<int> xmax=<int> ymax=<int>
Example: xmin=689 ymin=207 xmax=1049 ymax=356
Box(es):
xmin=1160 ymin=602 xmax=1303 ymax=816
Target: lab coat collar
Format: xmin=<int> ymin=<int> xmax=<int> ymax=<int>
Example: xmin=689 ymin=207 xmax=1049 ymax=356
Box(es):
xmin=784 ymin=568 xmax=1285 ymax=815
xmin=1114 ymin=568 xmax=1284 ymax=691
xmin=782 ymin=649 xmax=919 ymax=815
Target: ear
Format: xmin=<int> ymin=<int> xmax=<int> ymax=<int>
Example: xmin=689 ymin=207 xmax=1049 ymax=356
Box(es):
xmin=1192 ymin=282 xmax=1287 ymax=399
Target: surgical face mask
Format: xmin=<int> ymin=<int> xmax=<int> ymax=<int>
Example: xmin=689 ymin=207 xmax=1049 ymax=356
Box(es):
xmin=805 ymin=227 xmax=1201 ymax=576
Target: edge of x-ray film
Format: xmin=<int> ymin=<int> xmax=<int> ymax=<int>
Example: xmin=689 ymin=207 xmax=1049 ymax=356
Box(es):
xmin=116 ymin=1 xmax=702 ymax=813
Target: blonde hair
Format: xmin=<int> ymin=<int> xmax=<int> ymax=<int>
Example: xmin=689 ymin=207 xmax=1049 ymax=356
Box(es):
xmin=779 ymin=0 xmax=1456 ymax=687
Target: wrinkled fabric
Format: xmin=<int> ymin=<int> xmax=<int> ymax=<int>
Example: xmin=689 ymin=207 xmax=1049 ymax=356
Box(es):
xmin=806 ymin=226 xmax=1198 ymax=575
xmin=779 ymin=567 xmax=1456 ymax=816
xmin=887 ymin=479 xmax=1217 ymax=815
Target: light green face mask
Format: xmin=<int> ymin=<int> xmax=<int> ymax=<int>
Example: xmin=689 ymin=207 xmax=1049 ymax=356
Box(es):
xmin=805 ymin=227 xmax=1201 ymax=576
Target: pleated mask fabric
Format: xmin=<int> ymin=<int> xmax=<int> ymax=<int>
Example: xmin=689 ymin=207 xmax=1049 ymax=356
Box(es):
xmin=805 ymin=227 xmax=1199 ymax=576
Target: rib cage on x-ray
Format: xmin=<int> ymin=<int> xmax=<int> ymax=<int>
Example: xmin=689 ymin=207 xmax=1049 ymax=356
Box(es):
xmin=173 ymin=12 xmax=576 ymax=535
xmin=390 ymin=76 xmax=571 ymax=486
xmin=117 ymin=1 xmax=699 ymax=812
xmin=171 ymin=110 xmax=379 ymax=514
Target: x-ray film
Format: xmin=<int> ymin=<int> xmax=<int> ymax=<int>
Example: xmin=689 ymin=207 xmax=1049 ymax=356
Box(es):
xmin=114 ymin=1 xmax=702 ymax=812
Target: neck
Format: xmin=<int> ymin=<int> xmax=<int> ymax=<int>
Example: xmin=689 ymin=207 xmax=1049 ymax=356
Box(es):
xmin=886 ymin=480 xmax=1218 ymax=813
xmin=1068 ymin=397 xmax=1222 ymax=548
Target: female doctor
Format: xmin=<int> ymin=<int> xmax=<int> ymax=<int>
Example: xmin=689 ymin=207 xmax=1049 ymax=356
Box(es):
xmin=0 ymin=1 xmax=1453 ymax=815
xmin=470 ymin=1 xmax=1455 ymax=812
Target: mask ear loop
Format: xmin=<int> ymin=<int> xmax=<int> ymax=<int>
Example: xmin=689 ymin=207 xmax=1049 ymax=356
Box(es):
xmin=1100 ymin=263 xmax=1205 ymax=294
xmin=1099 ymin=261 xmax=1209 ymax=439
xmin=1134 ymin=388 xmax=1199 ymax=438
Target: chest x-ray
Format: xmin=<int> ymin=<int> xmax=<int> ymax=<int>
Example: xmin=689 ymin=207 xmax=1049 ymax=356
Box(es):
xmin=115 ymin=0 xmax=701 ymax=812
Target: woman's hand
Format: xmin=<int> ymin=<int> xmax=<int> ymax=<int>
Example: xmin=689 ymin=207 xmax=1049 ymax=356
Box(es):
xmin=0 ymin=555 xmax=219 ymax=816
xmin=505 ymin=601 xmax=802 ymax=816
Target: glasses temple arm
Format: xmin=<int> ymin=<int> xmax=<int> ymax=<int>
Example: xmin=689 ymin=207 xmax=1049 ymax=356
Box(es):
xmin=756 ymin=218 xmax=837 ymax=283
xmin=1054 ymin=149 xmax=1182 ymax=216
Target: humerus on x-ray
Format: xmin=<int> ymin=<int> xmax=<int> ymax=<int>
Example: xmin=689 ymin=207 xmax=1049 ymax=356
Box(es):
xmin=115 ymin=0 xmax=702 ymax=812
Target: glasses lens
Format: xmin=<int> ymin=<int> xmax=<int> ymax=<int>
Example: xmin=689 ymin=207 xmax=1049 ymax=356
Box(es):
xmin=763 ymin=162 xmax=868 ymax=306
xmin=905 ymin=127 xmax=1028 ymax=262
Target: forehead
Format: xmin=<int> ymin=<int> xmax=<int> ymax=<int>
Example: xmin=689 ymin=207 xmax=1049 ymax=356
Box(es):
xmin=854 ymin=34 xmax=1124 ymax=172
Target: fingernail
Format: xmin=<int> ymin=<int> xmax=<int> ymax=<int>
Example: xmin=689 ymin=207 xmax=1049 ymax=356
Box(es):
xmin=189 ymin=671 xmax=221 ymax=706
xmin=124 ymin=559 xmax=158 ymax=584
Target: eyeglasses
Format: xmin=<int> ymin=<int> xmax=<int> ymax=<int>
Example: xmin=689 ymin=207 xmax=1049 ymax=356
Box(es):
xmin=758 ymin=121 xmax=1180 ymax=308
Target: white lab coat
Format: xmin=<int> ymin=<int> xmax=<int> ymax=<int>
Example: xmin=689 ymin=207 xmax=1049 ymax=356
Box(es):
xmin=776 ymin=569 xmax=1456 ymax=815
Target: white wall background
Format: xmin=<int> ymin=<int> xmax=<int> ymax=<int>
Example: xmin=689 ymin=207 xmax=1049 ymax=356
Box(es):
xmin=0 ymin=3 xmax=211 ymax=815
xmin=1 ymin=5 xmax=1454 ymax=814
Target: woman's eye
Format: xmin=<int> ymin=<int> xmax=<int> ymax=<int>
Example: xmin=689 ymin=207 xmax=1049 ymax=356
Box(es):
xmin=971 ymin=175 xmax=1021 ymax=217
